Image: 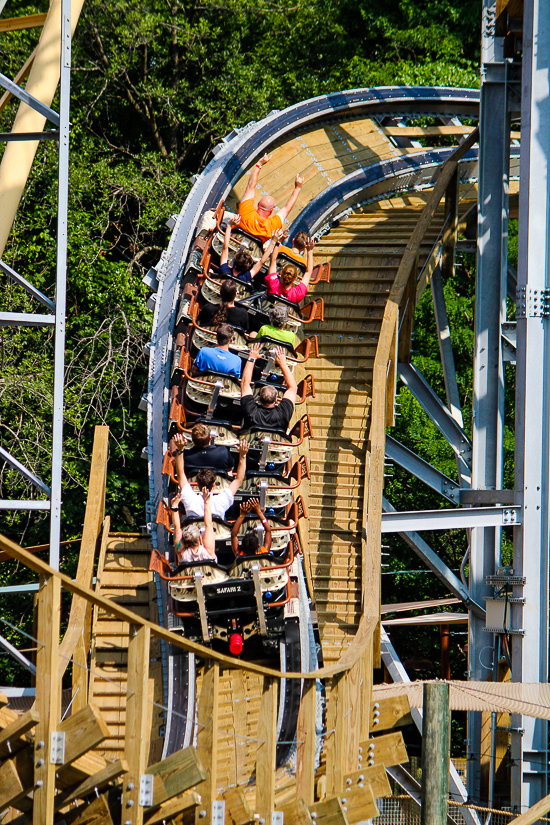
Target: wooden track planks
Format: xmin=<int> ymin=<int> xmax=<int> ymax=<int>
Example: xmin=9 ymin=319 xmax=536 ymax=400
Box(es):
xmin=89 ymin=533 xmax=164 ymax=762
xmin=301 ymin=196 xmax=475 ymax=666
xmin=226 ymin=117 xmax=400 ymax=215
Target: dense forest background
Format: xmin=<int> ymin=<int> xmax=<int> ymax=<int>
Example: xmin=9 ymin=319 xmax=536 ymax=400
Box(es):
xmin=0 ymin=0 xmax=484 ymax=686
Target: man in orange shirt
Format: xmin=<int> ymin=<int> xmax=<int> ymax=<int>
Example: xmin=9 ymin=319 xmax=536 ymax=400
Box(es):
xmin=238 ymin=153 xmax=304 ymax=243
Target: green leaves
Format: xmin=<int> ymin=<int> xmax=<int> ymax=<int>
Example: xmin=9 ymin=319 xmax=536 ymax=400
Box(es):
xmin=0 ymin=0 xmax=483 ymax=688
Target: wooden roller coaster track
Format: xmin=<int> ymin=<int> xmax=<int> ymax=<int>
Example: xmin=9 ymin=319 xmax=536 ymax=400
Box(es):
xmin=0 ymin=102 xmax=493 ymax=825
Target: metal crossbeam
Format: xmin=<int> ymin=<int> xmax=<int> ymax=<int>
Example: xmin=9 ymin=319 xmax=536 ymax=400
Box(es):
xmin=382 ymin=497 xmax=485 ymax=618
xmin=0 ymin=501 xmax=50 ymax=510
xmin=430 ymin=264 xmax=463 ymax=427
xmin=380 ymin=504 xmax=519 ymax=532
xmin=0 ymin=633 xmax=36 ymax=674
xmin=385 ymin=435 xmax=460 ymax=503
xmin=0 ymin=445 xmax=51 ymax=494
xmin=0 ymin=130 xmax=59 ymax=141
xmin=398 ymin=362 xmax=471 ymax=484
xmin=502 ymin=321 xmax=517 ymax=363
xmin=0 ymin=312 xmax=55 ymax=326
xmin=0 ymin=71 xmax=60 ymax=126
xmin=0 ymin=259 xmax=55 ymax=311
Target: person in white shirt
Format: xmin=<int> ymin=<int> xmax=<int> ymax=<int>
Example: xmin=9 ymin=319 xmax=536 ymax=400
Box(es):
xmin=170 ymin=487 xmax=216 ymax=564
xmin=173 ymin=432 xmax=248 ymax=519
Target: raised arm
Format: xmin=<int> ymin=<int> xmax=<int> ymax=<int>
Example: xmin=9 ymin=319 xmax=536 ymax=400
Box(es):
xmin=241 ymin=342 xmax=261 ymax=398
xmin=201 ymin=488 xmax=216 ymax=558
xmin=250 ymin=499 xmax=272 ymax=553
xmin=231 ymin=500 xmax=252 ymax=556
xmin=170 ymin=491 xmax=184 ymax=561
xmin=173 ymin=432 xmax=189 ymax=489
xmin=275 ymin=347 xmax=297 ymax=404
xmin=277 ymin=174 xmax=304 ymax=223
xmin=241 ymin=154 xmax=271 ymax=202
xmin=250 ymin=228 xmax=286 ymax=277
xmin=228 ymin=440 xmax=249 ymax=496
xmin=268 ymin=239 xmax=281 ymax=274
xmin=298 ymin=237 xmax=316 ymax=290
xmin=220 ymin=215 xmax=241 ymax=266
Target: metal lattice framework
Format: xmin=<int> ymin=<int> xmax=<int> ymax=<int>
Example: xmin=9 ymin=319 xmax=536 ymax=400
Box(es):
xmin=0 ymin=0 xmax=79 ymax=571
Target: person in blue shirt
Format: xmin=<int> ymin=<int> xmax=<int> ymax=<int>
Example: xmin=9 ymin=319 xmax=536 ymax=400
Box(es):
xmin=193 ymin=324 xmax=242 ymax=379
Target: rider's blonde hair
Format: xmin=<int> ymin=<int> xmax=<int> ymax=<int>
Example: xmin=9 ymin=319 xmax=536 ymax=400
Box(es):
xmin=181 ymin=523 xmax=201 ymax=547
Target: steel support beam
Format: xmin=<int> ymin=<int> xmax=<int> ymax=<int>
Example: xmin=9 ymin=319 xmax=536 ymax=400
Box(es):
xmin=48 ymin=0 xmax=71 ymax=571
xmin=382 ymin=497 xmax=485 ymax=618
xmin=381 ymin=505 xmax=519 ymax=532
xmin=398 ymin=362 xmax=471 ymax=485
xmin=430 ymin=264 xmax=463 ymax=427
xmin=502 ymin=321 xmax=517 ymax=363
xmin=385 ymin=434 xmax=460 ymax=503
xmin=468 ymin=0 xmax=516 ymax=801
xmin=0 ymin=130 xmax=59 ymax=141
xmin=0 ymin=72 xmax=60 ymax=125
xmin=0 ymin=259 xmax=55 ymax=310
xmin=510 ymin=0 xmax=550 ymax=809
xmin=0 ymin=584 xmax=39 ymax=593
xmin=0 ymin=312 xmax=55 ymax=326
xmin=0 ymin=632 xmax=36 ymax=674
xmin=0 ymin=446 xmax=51 ymax=494
xmin=0 ymin=500 xmax=50 ymax=510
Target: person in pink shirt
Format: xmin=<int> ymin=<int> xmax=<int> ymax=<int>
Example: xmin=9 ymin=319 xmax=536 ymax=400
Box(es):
xmin=265 ymin=235 xmax=315 ymax=304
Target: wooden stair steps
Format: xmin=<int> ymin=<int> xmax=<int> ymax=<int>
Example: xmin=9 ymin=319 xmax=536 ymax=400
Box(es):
xmin=89 ymin=532 xmax=164 ymax=762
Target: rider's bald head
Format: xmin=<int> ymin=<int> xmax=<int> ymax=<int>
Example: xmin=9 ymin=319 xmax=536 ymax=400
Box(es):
xmin=257 ymin=196 xmax=275 ymax=215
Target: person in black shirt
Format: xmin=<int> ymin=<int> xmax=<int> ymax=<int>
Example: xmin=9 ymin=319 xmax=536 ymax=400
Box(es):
xmin=240 ymin=343 xmax=297 ymax=432
xmin=178 ymin=422 xmax=235 ymax=474
xmin=218 ymin=215 xmax=282 ymax=285
xmin=198 ymin=280 xmax=249 ymax=332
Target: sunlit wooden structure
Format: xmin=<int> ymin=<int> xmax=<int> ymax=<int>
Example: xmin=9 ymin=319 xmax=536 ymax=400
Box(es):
xmin=0 ymin=127 xmax=482 ymax=823
xmin=5 ymin=0 xmax=550 ymax=821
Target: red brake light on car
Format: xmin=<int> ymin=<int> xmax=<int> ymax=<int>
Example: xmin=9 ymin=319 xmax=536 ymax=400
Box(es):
xmin=229 ymin=633 xmax=243 ymax=655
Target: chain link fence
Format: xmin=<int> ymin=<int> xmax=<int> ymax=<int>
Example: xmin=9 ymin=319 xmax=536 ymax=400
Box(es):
xmin=372 ymin=759 xmax=526 ymax=825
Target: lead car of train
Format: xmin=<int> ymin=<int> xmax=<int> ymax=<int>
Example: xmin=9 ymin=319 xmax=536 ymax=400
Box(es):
xmin=149 ymin=202 xmax=330 ymax=660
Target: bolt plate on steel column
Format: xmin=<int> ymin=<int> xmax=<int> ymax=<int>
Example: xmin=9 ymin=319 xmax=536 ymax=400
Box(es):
xmin=516 ymin=286 xmax=550 ymax=318
xmin=49 ymin=731 xmax=65 ymax=764
xmin=212 ymin=800 xmax=225 ymax=825
xmin=486 ymin=574 xmax=525 ymax=585
xmin=502 ymin=508 xmax=518 ymax=524
xmin=139 ymin=774 xmax=154 ymax=807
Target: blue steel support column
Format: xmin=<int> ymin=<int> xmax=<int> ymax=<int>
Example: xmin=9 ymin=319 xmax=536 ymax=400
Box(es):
xmin=468 ymin=0 xmax=510 ymax=802
xmin=49 ymin=0 xmax=71 ymax=571
xmin=511 ymin=0 xmax=549 ymax=809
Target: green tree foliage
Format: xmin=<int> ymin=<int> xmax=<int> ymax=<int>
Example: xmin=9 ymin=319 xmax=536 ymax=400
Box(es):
xmin=0 ymin=0 xmax=482 ymax=543
xmin=0 ymin=0 xmax=481 ymax=684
